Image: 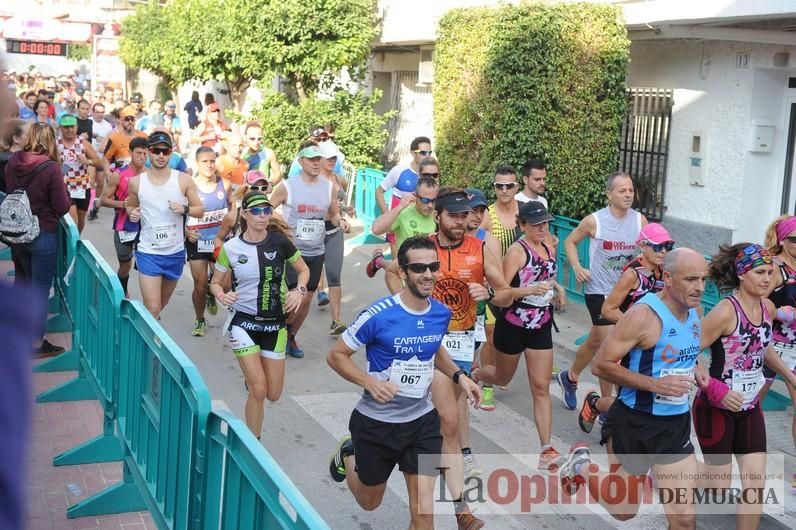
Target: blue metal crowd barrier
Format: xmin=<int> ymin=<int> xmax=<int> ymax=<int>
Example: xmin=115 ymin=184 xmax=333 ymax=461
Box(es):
xmin=44 ymin=240 xmax=125 ymax=466
xmin=549 ymin=216 xmax=588 ymax=305
xmin=200 ymin=411 xmax=330 ymax=530
xmin=350 ymin=168 xmax=390 ymax=245
xmin=37 ymin=215 xmax=81 ymax=372
xmin=68 ymin=299 xmax=214 ymax=525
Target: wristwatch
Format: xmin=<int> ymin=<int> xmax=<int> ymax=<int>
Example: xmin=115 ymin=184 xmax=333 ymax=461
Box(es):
xmin=183 ymin=204 xmax=190 ymax=215
xmin=452 ymin=369 xmax=468 ymax=384
xmin=486 ymin=286 xmax=496 ymax=302
xmin=296 ymin=286 xmax=308 ymax=296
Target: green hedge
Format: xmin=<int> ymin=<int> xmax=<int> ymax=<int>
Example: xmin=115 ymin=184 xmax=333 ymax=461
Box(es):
xmin=434 ymin=3 xmax=629 ymax=218
xmin=238 ymin=90 xmax=394 ymax=170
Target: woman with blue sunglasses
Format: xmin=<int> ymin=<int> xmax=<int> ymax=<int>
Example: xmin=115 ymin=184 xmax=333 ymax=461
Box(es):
xmin=209 ymin=191 xmax=310 ymax=438
xmin=578 ymin=222 xmax=674 ymax=433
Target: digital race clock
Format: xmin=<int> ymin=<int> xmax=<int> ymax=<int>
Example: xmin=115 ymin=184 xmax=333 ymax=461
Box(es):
xmin=6 ymin=39 xmax=68 ymax=57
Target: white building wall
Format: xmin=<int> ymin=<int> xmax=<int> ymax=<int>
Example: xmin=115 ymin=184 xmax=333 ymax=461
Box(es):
xmin=628 ymin=39 xmax=796 ymax=246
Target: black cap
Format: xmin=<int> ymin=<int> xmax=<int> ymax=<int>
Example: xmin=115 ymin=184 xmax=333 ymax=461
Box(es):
xmin=436 ymin=191 xmax=473 ymax=214
xmin=518 ymin=201 xmax=554 ymax=225
xmin=147 ymin=131 xmax=173 ymax=148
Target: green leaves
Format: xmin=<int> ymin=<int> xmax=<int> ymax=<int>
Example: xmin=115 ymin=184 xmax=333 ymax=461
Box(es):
xmin=240 ymin=89 xmax=394 ymax=169
xmin=434 ymin=2 xmax=629 ymax=219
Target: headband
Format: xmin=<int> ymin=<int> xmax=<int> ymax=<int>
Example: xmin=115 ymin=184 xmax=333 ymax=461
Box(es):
xmin=776 ymin=216 xmax=796 ymax=244
xmin=734 ymin=244 xmax=772 ymax=276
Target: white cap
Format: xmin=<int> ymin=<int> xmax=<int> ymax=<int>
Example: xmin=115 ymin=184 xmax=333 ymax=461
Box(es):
xmin=318 ymin=140 xmax=340 ymax=159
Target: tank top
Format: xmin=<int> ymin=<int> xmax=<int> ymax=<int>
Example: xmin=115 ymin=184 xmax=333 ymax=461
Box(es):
xmin=488 ymin=203 xmax=522 ymax=256
xmin=704 ymin=296 xmax=771 ymax=411
xmin=505 ymin=239 xmax=557 ymax=330
xmin=618 ymin=257 xmax=664 ymax=313
xmin=769 ymin=258 xmax=796 ymax=344
xmin=431 ymin=234 xmax=485 ymax=331
xmin=617 ymin=292 xmax=701 ymax=416
xmin=57 ymin=137 xmax=89 ymax=198
xmin=282 ymin=175 xmax=333 ymax=257
xmin=113 ymin=166 xmax=141 ymax=233
xmin=586 ymin=207 xmax=642 ymax=295
xmin=185 ymin=178 xmax=228 ymax=244
xmin=137 ymin=170 xmax=185 ymax=255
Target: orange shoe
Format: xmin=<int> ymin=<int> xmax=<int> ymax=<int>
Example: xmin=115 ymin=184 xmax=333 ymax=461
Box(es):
xmin=538 ymin=445 xmax=562 ymax=471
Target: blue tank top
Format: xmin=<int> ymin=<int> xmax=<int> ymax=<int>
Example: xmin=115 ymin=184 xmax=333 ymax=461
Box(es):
xmin=185 ymin=178 xmax=228 ymax=242
xmin=617 ymin=292 xmax=701 ymax=416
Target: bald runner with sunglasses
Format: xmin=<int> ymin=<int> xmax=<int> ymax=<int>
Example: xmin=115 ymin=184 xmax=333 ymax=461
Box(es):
xmin=126 ymin=131 xmax=204 ymax=320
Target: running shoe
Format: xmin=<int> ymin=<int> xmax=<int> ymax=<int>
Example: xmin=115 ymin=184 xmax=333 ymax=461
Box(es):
xmin=479 ymin=386 xmax=496 ymax=411
xmin=206 ymin=291 xmax=218 ymax=315
xmin=286 ymin=335 xmax=304 ymax=358
xmin=455 ymin=511 xmax=485 ymax=530
xmin=33 ymin=340 xmax=65 ymax=358
xmin=559 ymin=443 xmax=591 ymax=495
xmin=579 ymin=391 xmax=600 ymax=433
xmin=329 ymin=320 xmax=347 ymax=336
xmin=538 ymin=445 xmax=562 ymax=471
xmin=463 ymin=454 xmax=481 ymax=478
xmin=88 ymin=205 xmax=99 ymax=221
xmin=317 ymin=290 xmax=330 ymax=307
xmin=365 ymin=249 xmax=383 ymax=278
xmin=556 ymin=370 xmax=578 ymax=410
xmin=329 ymin=435 xmax=354 ymax=483
xmin=191 ymin=319 xmax=207 ymax=337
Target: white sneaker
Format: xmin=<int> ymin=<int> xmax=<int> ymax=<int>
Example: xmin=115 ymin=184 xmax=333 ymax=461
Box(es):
xmin=463 ymin=454 xmax=481 ymax=478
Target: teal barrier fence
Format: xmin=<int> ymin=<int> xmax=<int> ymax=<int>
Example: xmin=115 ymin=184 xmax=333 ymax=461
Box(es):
xmin=350 ymin=168 xmax=390 ymax=245
xmin=44 ymin=240 xmax=125 ymax=466
xmin=37 ymin=215 xmax=81 ymax=372
xmin=549 ymin=216 xmax=589 ymax=305
xmin=68 ymin=299 xmax=211 ymax=525
xmin=201 ymin=411 xmax=330 ymax=530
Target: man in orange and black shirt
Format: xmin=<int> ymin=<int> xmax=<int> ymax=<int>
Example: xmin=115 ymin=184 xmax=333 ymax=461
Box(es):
xmin=386 ymin=188 xmax=513 ymax=529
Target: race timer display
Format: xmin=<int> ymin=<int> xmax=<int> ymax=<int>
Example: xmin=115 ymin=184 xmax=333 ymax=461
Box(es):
xmin=6 ymin=39 xmax=68 ymax=57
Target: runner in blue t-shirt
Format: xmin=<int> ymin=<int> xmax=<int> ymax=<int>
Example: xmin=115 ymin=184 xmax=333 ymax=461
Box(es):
xmin=327 ymin=235 xmax=482 ymax=529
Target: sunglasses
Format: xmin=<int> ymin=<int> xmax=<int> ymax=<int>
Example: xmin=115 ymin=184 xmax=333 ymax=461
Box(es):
xmin=247 ymin=137 xmax=263 ymax=141
xmin=420 ymin=172 xmax=439 ymax=178
xmin=644 ymin=240 xmax=675 ymax=252
xmin=403 ymin=261 xmax=441 ymax=274
xmin=417 ymin=196 xmax=436 ymax=204
xmin=249 ymin=185 xmax=269 ymax=192
xmin=123 ymin=116 xmax=135 ymax=122
xmin=493 ymin=182 xmax=517 ymax=190
xmin=414 ymin=149 xmax=433 ymax=156
xmin=149 ymin=147 xmax=172 ymax=156
xmin=246 ymin=206 xmax=272 ymax=216
xmin=785 ymin=236 xmax=796 ymax=244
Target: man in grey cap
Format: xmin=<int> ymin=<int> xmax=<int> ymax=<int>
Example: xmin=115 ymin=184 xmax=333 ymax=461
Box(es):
xmin=268 ymin=144 xmax=344 ymax=358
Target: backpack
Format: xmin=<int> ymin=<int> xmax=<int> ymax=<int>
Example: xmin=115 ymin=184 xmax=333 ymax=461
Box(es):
xmin=0 ymin=160 xmax=54 ymax=244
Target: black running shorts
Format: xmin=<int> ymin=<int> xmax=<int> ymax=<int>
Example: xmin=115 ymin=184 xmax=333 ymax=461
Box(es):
xmin=348 ymin=409 xmax=442 ymax=486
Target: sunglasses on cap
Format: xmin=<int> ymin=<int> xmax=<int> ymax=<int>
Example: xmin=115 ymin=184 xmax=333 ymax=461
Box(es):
xmin=493 ymin=182 xmax=517 ymax=190
xmin=402 ymin=261 xmax=441 ymax=274
xmin=149 ymin=147 xmax=172 ymax=156
xmin=414 ymin=149 xmax=433 ymax=156
xmin=246 ymin=206 xmax=272 ymax=216
xmin=643 ymin=240 xmax=675 ymax=252
xmin=420 ymin=172 xmax=439 ymax=178
xmin=248 ymin=184 xmax=269 ymax=192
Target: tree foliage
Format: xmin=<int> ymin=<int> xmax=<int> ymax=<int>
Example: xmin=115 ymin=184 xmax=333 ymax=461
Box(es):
xmin=67 ymin=43 xmax=91 ymax=62
xmin=242 ymin=90 xmax=394 ymax=170
xmin=434 ymin=3 xmax=629 ymax=218
xmin=119 ymin=0 xmax=379 ymax=109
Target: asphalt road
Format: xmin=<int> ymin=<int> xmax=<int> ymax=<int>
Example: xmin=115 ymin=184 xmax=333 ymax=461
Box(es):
xmin=76 ymin=214 xmax=793 ymax=530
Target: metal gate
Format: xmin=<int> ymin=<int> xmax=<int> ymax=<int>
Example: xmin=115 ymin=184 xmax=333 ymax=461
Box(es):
xmin=618 ymin=88 xmax=674 ymax=221
xmin=383 ymin=71 xmax=433 ymax=167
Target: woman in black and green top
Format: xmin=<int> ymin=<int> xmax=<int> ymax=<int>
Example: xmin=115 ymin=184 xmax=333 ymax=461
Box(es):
xmin=209 ymin=191 xmax=310 ymax=437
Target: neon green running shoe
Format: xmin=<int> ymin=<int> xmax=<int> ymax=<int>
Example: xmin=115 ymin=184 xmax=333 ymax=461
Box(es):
xmin=191 ymin=319 xmax=207 ymax=337
xmin=480 ymin=386 xmax=496 ymax=411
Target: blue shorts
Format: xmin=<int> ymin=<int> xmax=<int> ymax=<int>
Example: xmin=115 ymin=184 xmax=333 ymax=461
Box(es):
xmin=135 ymin=250 xmax=186 ymax=281
xmin=455 ymin=360 xmax=473 ymax=373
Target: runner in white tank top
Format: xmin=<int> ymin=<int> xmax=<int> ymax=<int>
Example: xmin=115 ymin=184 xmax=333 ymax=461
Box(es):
xmin=557 ymin=172 xmax=648 ymax=415
xmin=126 ymin=131 xmax=204 ymax=319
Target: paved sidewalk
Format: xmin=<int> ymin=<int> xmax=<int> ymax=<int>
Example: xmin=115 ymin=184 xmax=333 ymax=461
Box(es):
xmin=26 ymin=336 xmax=156 ymax=530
